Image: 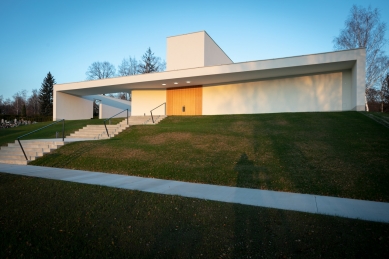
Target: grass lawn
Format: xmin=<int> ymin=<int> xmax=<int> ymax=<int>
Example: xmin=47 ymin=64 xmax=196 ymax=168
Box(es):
xmin=362 ymin=111 xmax=389 ymax=127
xmin=30 ymin=112 xmax=389 ymax=202
xmin=367 ymin=111 xmax=389 ymax=118
xmin=0 ymin=118 xmax=123 ymax=147
xmin=1 ymin=173 xmax=388 ymax=258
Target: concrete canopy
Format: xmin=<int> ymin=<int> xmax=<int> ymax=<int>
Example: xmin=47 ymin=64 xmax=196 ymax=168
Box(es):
xmin=55 ymin=49 xmax=363 ymax=97
xmin=54 ymin=30 xmax=365 ymax=120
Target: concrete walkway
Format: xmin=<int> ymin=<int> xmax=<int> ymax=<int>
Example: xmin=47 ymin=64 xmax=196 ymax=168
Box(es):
xmin=1 ymin=163 xmax=388 ymax=224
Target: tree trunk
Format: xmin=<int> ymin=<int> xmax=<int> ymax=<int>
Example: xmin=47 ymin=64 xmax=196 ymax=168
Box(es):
xmin=365 ymin=95 xmax=369 ymax=112
xmin=381 ymin=91 xmax=384 ymax=112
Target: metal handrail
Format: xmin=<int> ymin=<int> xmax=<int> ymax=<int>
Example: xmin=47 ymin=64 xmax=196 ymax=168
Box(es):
xmin=150 ymin=103 xmax=166 ymax=124
xmin=17 ymin=119 xmax=65 ymax=161
xmin=103 ymin=109 xmax=128 ymax=137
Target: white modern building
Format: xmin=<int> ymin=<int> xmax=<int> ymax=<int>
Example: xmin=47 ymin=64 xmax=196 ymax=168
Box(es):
xmin=53 ymin=31 xmax=365 ymax=120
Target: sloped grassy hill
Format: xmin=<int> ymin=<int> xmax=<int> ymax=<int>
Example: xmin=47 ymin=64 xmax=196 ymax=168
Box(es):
xmin=30 ymin=112 xmax=389 ymax=202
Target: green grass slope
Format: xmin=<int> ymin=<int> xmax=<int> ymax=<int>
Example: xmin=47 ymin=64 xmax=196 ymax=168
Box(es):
xmin=30 ymin=112 xmax=389 ymax=201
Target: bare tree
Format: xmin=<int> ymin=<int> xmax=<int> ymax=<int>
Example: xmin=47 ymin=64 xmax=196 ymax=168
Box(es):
xmin=366 ymin=88 xmax=380 ymax=111
xmin=12 ymin=92 xmax=21 ymax=115
xmin=86 ymin=61 xmax=116 ymax=80
xmin=0 ymin=95 xmax=3 ymax=115
xmin=333 ymin=5 xmax=389 ymax=111
xmin=27 ymin=89 xmax=40 ymax=116
xmin=381 ymin=73 xmax=389 ymax=112
xmin=3 ymin=98 xmax=13 ymax=115
xmin=156 ymin=57 xmax=166 ymax=72
xmin=12 ymin=90 xmax=27 ymax=116
xmin=0 ymin=96 xmax=13 ymax=115
xmin=113 ymin=92 xmax=129 ymax=100
xmin=118 ymin=57 xmax=139 ymax=76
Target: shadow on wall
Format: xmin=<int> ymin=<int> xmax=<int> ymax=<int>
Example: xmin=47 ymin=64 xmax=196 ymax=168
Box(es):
xmin=204 ymin=71 xmax=347 ymax=115
xmin=84 ymin=95 xmax=131 ymax=119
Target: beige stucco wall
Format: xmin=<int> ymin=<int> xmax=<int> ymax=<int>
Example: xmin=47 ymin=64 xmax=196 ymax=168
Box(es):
xmin=204 ymin=32 xmax=233 ymax=67
xmin=166 ymin=32 xmax=205 ymax=71
xmin=352 ymin=56 xmax=366 ymax=111
xmin=341 ymin=71 xmax=352 ymax=110
xmin=53 ymin=92 xmax=92 ymax=120
xmin=203 ymin=71 xmax=353 ymax=115
xmin=166 ymin=31 xmax=232 ymax=71
xmin=131 ymin=90 xmax=166 ymax=116
xmin=53 ymin=92 xmax=130 ymax=121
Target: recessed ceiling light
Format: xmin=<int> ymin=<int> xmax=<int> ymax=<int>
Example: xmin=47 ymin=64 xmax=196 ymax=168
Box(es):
xmin=174 ymin=82 xmax=178 ymax=84
xmin=186 ymin=81 xmax=191 ymax=83
xmin=162 ymin=83 xmax=166 ymax=85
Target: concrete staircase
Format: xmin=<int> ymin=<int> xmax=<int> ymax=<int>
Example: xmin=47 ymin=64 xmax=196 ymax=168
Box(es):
xmin=0 ymin=115 xmax=167 ymax=165
xmin=0 ymin=140 xmax=66 ymax=165
xmin=68 ymin=115 xmax=167 ymax=140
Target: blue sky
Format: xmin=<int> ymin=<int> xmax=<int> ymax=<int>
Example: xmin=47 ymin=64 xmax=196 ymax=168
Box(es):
xmin=1 ymin=0 xmax=389 ymax=100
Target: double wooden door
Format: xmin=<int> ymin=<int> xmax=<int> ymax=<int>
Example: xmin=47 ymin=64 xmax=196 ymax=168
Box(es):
xmin=166 ymin=86 xmax=202 ymax=115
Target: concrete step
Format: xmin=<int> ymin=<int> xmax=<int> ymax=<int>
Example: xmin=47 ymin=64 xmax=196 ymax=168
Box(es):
xmin=72 ymin=130 xmax=118 ymax=134
xmin=67 ymin=134 xmax=112 ymax=139
xmin=85 ymin=125 xmax=123 ymax=128
xmin=0 ymin=140 xmax=67 ymax=165
xmin=3 ymin=146 xmax=53 ymax=153
xmin=70 ymin=131 xmax=117 ymax=136
xmin=7 ymin=143 xmax=63 ymax=149
xmin=75 ymin=127 xmax=106 ymax=132
xmin=15 ymin=140 xmax=65 ymax=145
xmin=68 ymin=118 xmax=132 ymax=140
xmin=67 ymin=136 xmax=96 ymax=139
xmin=10 ymin=141 xmax=65 ymax=147
xmin=0 ymin=149 xmax=45 ymax=156
xmin=0 ymin=154 xmax=36 ymax=161
xmin=71 ymin=130 xmax=119 ymax=134
xmin=142 ymin=115 xmax=167 ymax=125
xmin=69 ymin=135 xmax=100 ymax=138
xmin=70 ymin=132 xmax=105 ymax=136
xmin=0 ymin=159 xmax=28 ymax=165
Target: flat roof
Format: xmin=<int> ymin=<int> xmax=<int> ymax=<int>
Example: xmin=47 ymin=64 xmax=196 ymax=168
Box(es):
xmin=55 ymin=48 xmax=365 ymax=96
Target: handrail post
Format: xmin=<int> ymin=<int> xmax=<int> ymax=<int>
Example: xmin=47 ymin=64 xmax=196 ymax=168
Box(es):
xmin=150 ymin=102 xmax=166 ymax=124
xmin=16 ymin=119 xmax=65 ymax=161
xmin=102 ymin=108 xmax=129 ymax=137
xmin=17 ymin=138 xmax=28 ymax=161
xmin=104 ymin=121 xmax=109 ymax=137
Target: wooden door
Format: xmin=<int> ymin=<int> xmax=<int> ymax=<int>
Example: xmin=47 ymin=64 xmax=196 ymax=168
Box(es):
xmin=166 ymin=86 xmax=202 ymax=115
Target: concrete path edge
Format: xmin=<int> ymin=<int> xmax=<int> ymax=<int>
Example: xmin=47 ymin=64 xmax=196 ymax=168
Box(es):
xmin=1 ymin=163 xmax=388 ymax=224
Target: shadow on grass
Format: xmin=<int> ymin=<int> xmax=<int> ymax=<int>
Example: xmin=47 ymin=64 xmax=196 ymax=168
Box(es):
xmin=233 ymin=153 xmax=268 ymax=256
xmin=234 ymin=153 xmax=268 ymax=188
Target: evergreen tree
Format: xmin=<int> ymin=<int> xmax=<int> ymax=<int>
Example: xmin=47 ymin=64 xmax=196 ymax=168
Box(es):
xmin=138 ymin=48 xmax=161 ymax=74
xmin=39 ymin=72 xmax=56 ymax=116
